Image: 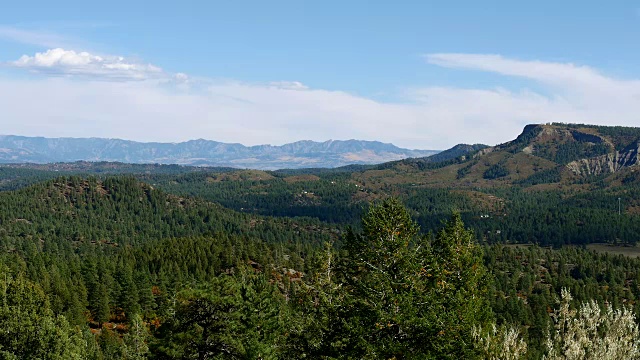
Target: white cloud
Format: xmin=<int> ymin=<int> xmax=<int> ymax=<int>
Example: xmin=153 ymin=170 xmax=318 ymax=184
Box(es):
xmin=9 ymin=48 xmax=164 ymax=81
xmin=424 ymin=53 xmax=640 ymax=121
xmin=1 ymin=52 xmax=640 ymax=150
xmin=425 ymin=53 xmax=640 ymax=90
xmin=0 ymin=77 xmax=425 ymax=147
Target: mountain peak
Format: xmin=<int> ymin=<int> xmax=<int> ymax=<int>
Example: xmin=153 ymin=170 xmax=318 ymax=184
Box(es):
xmin=0 ymin=135 xmax=439 ymax=170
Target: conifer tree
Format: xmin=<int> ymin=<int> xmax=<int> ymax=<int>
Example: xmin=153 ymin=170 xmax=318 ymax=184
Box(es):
xmin=124 ymin=313 xmax=150 ymax=360
xmin=337 ymin=200 xmax=491 ymax=358
xmin=93 ymin=283 xmax=111 ymax=327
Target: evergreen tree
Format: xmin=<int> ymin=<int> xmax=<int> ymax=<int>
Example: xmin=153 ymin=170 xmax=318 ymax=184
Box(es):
xmin=152 ymin=275 xmax=245 ymax=359
xmin=335 ymin=199 xmax=492 ymax=358
xmin=0 ymin=272 xmax=93 ymax=359
xmin=93 ymin=283 xmax=111 ymax=327
xmin=285 ymin=240 xmax=354 ymax=358
xmin=124 ymin=314 xmax=150 ymax=360
xmin=424 ymin=212 xmax=492 ymax=358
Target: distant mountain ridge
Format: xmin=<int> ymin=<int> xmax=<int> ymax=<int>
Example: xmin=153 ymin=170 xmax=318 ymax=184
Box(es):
xmin=0 ymin=135 xmax=440 ymax=170
xmin=361 ymin=123 xmax=640 ymax=190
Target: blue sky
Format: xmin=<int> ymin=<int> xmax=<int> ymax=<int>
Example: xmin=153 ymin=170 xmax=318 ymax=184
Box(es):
xmin=1 ymin=1 xmax=639 ymax=149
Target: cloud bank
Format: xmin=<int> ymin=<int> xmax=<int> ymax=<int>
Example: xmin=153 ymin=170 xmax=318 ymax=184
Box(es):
xmin=1 ymin=49 xmax=639 ymax=149
xmin=10 ymin=48 xmax=164 ymax=80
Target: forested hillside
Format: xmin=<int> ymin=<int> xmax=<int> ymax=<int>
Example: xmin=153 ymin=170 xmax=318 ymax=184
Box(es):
xmin=0 ymin=123 xmax=639 ymax=358
xmin=140 ymin=123 xmax=640 ymax=246
xmin=0 ymin=176 xmax=334 ymax=358
xmin=0 ymin=180 xmax=638 ymax=358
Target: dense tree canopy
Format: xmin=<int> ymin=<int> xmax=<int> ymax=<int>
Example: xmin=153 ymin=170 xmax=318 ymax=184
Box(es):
xmin=0 ymin=170 xmax=635 ymax=358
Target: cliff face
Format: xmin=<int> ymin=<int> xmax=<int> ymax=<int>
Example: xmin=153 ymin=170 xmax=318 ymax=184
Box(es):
xmin=492 ymin=124 xmax=640 ymax=177
xmin=450 ymin=124 xmax=640 ymax=183
xmin=567 ymin=140 xmax=639 ymax=176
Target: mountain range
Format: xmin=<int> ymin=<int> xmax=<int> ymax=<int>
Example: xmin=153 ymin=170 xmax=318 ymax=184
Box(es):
xmin=0 ymin=135 xmax=440 ymax=170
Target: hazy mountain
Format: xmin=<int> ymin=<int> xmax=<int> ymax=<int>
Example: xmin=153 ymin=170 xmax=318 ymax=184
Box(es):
xmin=0 ymin=135 xmax=439 ymax=170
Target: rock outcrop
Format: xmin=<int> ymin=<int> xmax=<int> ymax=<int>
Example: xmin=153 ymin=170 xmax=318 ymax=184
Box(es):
xmin=567 ymin=140 xmax=639 ymax=176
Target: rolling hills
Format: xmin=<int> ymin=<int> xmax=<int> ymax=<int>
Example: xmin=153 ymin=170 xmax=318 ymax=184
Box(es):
xmin=139 ymin=123 xmax=640 ymax=245
xmin=0 ymin=123 xmax=638 ymax=246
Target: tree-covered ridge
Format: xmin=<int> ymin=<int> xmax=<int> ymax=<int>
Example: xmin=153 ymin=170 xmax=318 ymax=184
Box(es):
xmin=0 ymin=175 xmax=335 ymax=249
xmin=0 ymin=175 xmax=333 ymax=358
xmin=1 ymin=124 xmax=637 ymax=237
xmin=138 ymin=166 xmax=640 ymax=246
xmin=145 ymin=171 xmax=365 ymax=224
xmin=127 ymin=123 xmax=640 ymax=246
xmin=0 ymin=162 xmax=231 ymax=191
xmin=553 ymin=123 xmax=640 ymax=151
xmin=0 ymin=175 xmax=637 ymax=358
